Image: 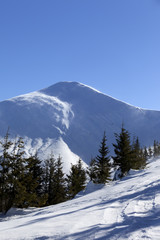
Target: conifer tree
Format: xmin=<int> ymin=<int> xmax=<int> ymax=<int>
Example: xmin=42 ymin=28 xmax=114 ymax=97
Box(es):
xmin=50 ymin=155 xmax=66 ymax=204
xmin=112 ymin=126 xmax=133 ymax=178
xmin=10 ymin=137 xmax=27 ymax=208
xmin=87 ymin=157 xmax=97 ymax=182
xmin=132 ymin=137 xmax=140 ymax=153
xmin=23 ymin=159 xmax=38 ymax=207
xmin=95 ymin=132 xmax=111 ymax=183
xmin=143 ymin=147 xmax=149 ymax=162
xmin=0 ymin=135 xmax=28 ymax=212
xmin=131 ymin=137 xmax=147 ymax=170
xmin=25 ymin=153 xmax=47 ymax=207
xmin=131 ymin=137 xmax=140 ymax=169
xmin=43 ymin=154 xmax=56 ymax=205
xmin=88 ymin=132 xmax=111 ymax=184
xmin=66 ymin=159 xmax=86 ymax=199
xmin=153 ymin=140 xmax=160 ymax=157
xmin=0 ymin=131 xmax=13 ymax=213
xmin=148 ymin=146 xmax=153 ymax=158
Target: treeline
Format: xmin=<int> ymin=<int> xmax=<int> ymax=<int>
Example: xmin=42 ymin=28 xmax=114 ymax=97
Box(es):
xmin=0 ymin=127 xmax=159 ymax=214
xmin=0 ymin=132 xmax=86 ymax=214
xmin=88 ymin=126 xmax=149 ymax=184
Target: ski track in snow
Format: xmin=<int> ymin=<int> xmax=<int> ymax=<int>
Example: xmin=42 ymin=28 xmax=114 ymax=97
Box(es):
xmin=1 ymin=157 xmax=160 ymax=239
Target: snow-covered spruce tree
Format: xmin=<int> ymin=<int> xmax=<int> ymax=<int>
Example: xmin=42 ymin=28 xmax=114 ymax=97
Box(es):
xmin=66 ymin=159 xmax=86 ymax=199
xmin=112 ymin=126 xmax=133 ymax=178
xmin=89 ymin=132 xmax=111 ymax=184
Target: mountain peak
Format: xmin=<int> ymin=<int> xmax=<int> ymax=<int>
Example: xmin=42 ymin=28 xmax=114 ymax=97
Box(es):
xmin=39 ymin=81 xmax=102 ymax=99
xmin=40 ymin=82 xmax=138 ymax=110
xmin=1 ymin=81 xmax=160 ymax=164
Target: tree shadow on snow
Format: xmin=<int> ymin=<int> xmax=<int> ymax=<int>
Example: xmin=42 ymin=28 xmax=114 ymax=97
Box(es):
xmin=60 ymin=208 xmax=160 ymax=240
xmin=4 ymin=178 xmax=160 ymax=239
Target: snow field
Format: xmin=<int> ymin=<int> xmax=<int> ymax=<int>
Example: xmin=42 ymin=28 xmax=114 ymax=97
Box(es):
xmin=1 ymin=157 xmax=160 ymax=239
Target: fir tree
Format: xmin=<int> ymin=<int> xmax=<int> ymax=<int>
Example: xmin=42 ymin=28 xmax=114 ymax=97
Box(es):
xmin=50 ymin=155 xmax=66 ymax=204
xmin=87 ymin=157 xmax=97 ymax=182
xmin=131 ymin=137 xmax=147 ymax=170
xmin=43 ymin=154 xmax=56 ymax=205
xmin=10 ymin=137 xmax=27 ymax=208
xmin=94 ymin=132 xmax=111 ymax=183
xmin=143 ymin=147 xmax=149 ymax=163
xmin=153 ymin=140 xmax=160 ymax=157
xmin=0 ymin=131 xmax=13 ymax=213
xmin=148 ymin=146 xmax=153 ymax=158
xmin=25 ymin=153 xmax=47 ymax=207
xmin=89 ymin=132 xmax=111 ymax=184
xmin=112 ymin=126 xmax=133 ymax=178
xmin=66 ymin=159 xmax=86 ymax=199
xmin=131 ymin=137 xmax=140 ymax=169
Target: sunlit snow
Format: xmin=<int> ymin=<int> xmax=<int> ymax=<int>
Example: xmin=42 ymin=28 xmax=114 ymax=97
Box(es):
xmin=10 ymin=91 xmax=74 ymax=130
xmin=1 ymin=157 xmax=160 ymax=239
xmin=1 ymin=82 xmax=160 ymax=164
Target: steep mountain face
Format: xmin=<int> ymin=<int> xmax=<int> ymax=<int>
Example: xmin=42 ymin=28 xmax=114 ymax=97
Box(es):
xmin=0 ymin=81 xmax=160 ymax=165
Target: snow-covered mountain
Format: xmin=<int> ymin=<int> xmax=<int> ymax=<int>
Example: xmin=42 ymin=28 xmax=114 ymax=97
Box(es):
xmin=1 ymin=156 xmax=160 ymax=239
xmin=0 ymin=81 xmax=160 ymax=168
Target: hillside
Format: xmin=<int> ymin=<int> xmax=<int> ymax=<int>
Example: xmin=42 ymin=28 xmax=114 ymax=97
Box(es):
xmin=0 ymin=156 xmax=160 ymax=239
xmin=0 ymin=81 xmax=160 ymax=167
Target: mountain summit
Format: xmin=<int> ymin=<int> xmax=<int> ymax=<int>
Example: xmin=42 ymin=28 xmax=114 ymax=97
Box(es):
xmin=0 ymin=81 xmax=160 ymax=165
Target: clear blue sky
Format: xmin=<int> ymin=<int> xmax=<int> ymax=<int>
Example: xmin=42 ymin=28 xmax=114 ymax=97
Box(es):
xmin=0 ymin=0 xmax=160 ymax=110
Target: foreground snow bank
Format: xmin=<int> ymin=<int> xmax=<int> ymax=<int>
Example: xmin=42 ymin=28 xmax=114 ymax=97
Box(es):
xmin=1 ymin=157 xmax=160 ymax=240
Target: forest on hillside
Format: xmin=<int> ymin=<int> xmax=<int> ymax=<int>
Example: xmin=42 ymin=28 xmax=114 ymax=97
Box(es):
xmin=0 ymin=127 xmax=160 ymax=214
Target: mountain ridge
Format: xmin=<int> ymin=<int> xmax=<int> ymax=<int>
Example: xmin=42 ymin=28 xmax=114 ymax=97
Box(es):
xmin=0 ymin=81 xmax=160 ymax=166
xmin=40 ymin=81 xmax=147 ymax=110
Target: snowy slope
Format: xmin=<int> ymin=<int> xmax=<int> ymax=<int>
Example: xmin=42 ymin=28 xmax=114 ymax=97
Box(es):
xmin=0 ymin=89 xmax=79 ymax=172
xmin=1 ymin=81 xmax=160 ymax=165
xmin=1 ymin=157 xmax=160 ymax=239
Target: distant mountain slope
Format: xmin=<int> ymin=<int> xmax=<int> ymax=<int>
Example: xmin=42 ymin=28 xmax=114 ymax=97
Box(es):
xmin=1 ymin=156 xmax=160 ymax=240
xmin=0 ymin=81 xmax=160 ymax=164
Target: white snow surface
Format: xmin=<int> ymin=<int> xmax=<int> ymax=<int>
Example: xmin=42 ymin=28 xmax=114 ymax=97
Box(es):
xmin=0 ymin=136 xmax=82 ymax=174
xmin=1 ymin=81 xmax=160 ymax=164
xmin=10 ymin=91 xmax=74 ymax=130
xmin=1 ymin=157 xmax=160 ymax=240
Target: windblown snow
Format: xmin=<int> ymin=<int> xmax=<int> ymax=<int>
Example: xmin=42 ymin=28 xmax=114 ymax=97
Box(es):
xmin=1 ymin=156 xmax=160 ymax=240
xmin=1 ymin=81 xmax=160 ymax=166
xmin=10 ymin=91 xmax=74 ymax=130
